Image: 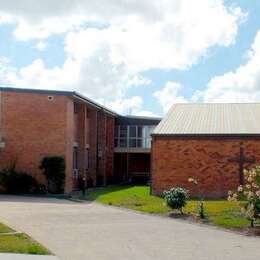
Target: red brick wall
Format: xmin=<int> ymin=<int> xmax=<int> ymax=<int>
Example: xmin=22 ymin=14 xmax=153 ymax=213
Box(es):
xmin=96 ymin=112 xmax=114 ymax=185
xmin=74 ymin=107 xmax=115 ymax=187
xmin=0 ymin=90 xmax=116 ymax=192
xmin=151 ymin=137 xmax=260 ymax=198
xmin=105 ymin=115 xmax=115 ymax=184
xmin=0 ymin=91 xmax=74 ymax=192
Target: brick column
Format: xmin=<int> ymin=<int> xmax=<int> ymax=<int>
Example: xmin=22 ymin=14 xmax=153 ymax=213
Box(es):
xmin=97 ymin=111 xmax=106 ymax=186
xmin=88 ymin=109 xmax=98 ymax=186
xmin=77 ymin=104 xmax=86 ymax=179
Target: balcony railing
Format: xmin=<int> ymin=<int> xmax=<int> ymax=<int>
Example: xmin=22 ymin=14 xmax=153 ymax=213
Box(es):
xmin=114 ymin=125 xmax=155 ymax=149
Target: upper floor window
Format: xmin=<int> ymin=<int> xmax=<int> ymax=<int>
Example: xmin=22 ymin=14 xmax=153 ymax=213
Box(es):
xmin=114 ymin=125 xmax=155 ymax=149
xmin=74 ymin=103 xmax=79 ymax=114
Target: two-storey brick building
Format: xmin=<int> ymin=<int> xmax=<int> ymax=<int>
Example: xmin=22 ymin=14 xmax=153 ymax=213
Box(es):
xmin=0 ymin=87 xmax=160 ymax=192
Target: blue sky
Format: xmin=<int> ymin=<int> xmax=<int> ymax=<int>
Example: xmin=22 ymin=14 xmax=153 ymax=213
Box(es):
xmin=0 ymin=0 xmax=260 ymax=116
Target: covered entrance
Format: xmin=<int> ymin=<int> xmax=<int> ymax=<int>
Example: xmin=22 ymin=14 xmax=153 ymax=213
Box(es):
xmin=114 ymin=152 xmax=151 ymax=184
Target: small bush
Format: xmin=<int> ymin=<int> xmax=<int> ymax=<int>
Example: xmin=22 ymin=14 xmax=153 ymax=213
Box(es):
xmin=0 ymin=164 xmax=40 ymax=194
xmin=40 ymin=156 xmax=65 ymax=194
xmin=163 ymin=187 xmax=189 ymax=214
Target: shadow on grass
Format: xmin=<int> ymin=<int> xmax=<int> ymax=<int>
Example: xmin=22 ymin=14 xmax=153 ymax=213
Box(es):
xmin=75 ymin=184 xmax=136 ymax=201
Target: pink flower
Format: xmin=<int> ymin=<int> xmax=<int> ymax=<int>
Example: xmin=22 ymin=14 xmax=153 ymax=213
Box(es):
xmin=247 ymin=176 xmax=253 ymax=182
xmin=232 ymin=193 xmax=238 ymax=201
xmin=252 ymin=183 xmax=259 ymax=189
xmin=237 ymin=186 xmax=243 ymax=192
xmin=247 ymin=191 xmax=254 ymax=199
xmin=244 ymin=191 xmax=249 ymax=196
xmin=188 ymin=177 xmax=194 ymax=182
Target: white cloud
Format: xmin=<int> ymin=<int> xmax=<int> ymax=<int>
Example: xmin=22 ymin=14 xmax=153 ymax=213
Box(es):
xmin=34 ymin=41 xmax=47 ymax=51
xmin=107 ymin=96 xmax=143 ymax=115
xmin=62 ymin=1 xmax=245 ymax=72
xmin=203 ymin=30 xmax=260 ymax=102
xmin=0 ymin=0 xmax=247 ymax=114
xmin=0 ymin=1 xmax=246 ymax=71
xmin=127 ymin=75 xmax=151 ymax=87
xmin=154 ymin=81 xmax=188 ymax=113
xmin=133 ymin=110 xmax=159 ymax=117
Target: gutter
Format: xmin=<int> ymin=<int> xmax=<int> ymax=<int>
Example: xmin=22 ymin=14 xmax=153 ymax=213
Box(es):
xmin=72 ymin=92 xmax=118 ymax=117
xmin=151 ymin=133 xmax=260 ymax=139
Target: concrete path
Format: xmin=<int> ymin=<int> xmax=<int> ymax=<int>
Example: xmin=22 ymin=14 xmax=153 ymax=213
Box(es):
xmin=0 ymin=254 xmax=59 ymax=260
xmin=0 ymin=196 xmax=259 ymax=260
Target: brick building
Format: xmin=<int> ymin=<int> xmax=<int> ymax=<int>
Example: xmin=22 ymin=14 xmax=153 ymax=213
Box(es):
xmin=0 ymin=87 xmax=160 ymax=193
xmin=151 ymin=103 xmax=260 ymax=198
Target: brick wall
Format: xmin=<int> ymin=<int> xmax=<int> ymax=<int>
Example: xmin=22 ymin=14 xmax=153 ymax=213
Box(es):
xmin=105 ymin=115 xmax=115 ymax=184
xmin=75 ymin=107 xmax=115 ymax=188
xmin=87 ymin=109 xmax=98 ymax=186
xmin=0 ymin=90 xmax=116 ymax=192
xmin=0 ymin=91 xmax=74 ymax=192
xmin=151 ymin=137 xmax=260 ymax=198
xmin=96 ymin=112 xmax=114 ymax=185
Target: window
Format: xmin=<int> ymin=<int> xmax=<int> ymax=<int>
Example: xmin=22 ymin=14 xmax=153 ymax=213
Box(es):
xmin=119 ymin=126 xmax=127 ymax=138
xmin=114 ymin=125 xmax=156 ymax=148
xmin=73 ymin=146 xmax=78 ymax=178
xmin=129 ymin=126 xmax=136 ymax=138
xmin=86 ymin=108 xmax=89 ymax=119
xmin=74 ymin=103 xmax=79 ymax=114
xmin=129 ymin=139 xmax=136 ymax=148
xmin=85 ymin=148 xmax=89 ymax=170
xmin=73 ymin=147 xmax=78 ymax=170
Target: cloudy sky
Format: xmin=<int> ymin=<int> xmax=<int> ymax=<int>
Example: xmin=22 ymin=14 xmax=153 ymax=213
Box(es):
xmin=0 ymin=0 xmax=260 ymax=116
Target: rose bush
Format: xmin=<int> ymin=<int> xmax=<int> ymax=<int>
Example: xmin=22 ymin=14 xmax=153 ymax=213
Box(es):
xmin=228 ymin=166 xmax=260 ymax=227
xmin=188 ymin=177 xmax=205 ymax=219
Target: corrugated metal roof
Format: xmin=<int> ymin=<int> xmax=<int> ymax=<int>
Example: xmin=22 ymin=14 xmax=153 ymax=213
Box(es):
xmin=153 ymin=103 xmax=260 ymax=135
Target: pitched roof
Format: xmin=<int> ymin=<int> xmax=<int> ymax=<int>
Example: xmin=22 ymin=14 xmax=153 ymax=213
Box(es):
xmin=153 ymin=103 xmax=260 ymax=136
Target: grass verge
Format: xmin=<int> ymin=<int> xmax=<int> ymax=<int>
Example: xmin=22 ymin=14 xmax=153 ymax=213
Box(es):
xmin=0 ymin=223 xmax=50 ymax=255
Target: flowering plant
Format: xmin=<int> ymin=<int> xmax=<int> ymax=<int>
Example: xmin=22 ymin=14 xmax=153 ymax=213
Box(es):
xmin=188 ymin=177 xmax=205 ymax=219
xmin=228 ymin=166 xmax=260 ymax=227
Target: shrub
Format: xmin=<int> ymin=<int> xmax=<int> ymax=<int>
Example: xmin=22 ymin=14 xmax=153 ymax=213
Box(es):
xmin=40 ymin=156 xmax=65 ymax=194
xmin=163 ymin=187 xmax=189 ymax=214
xmin=0 ymin=163 xmax=40 ymax=194
xmin=228 ymin=166 xmax=260 ymax=227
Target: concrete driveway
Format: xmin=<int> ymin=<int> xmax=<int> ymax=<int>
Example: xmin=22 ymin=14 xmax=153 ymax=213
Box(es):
xmin=0 ymin=196 xmax=259 ymax=260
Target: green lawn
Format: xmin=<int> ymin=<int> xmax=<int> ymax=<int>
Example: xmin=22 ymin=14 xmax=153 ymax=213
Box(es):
xmin=74 ymin=185 xmax=251 ymax=229
xmin=0 ymin=223 xmax=14 ymax=234
xmin=0 ymin=223 xmax=50 ymax=255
